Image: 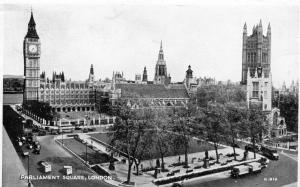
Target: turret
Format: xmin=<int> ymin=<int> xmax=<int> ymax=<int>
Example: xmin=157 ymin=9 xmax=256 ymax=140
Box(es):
xmin=142 ymin=66 xmax=148 ymax=82
xmin=267 ymin=22 xmax=271 ymax=36
xmin=90 ymin=64 xmax=94 ymax=75
xmin=243 ymin=22 xmax=247 ymax=34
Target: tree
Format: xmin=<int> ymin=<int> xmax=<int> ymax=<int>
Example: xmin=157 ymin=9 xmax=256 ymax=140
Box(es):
xmin=108 ymin=100 xmax=153 ymax=184
xmin=225 ymin=106 xmax=243 ymax=161
xmin=278 ymin=93 xmax=298 ymax=132
xmin=171 ymin=101 xmax=197 ymax=167
xmin=133 ymin=128 xmax=154 ymax=175
xmin=22 ymin=101 xmax=57 ymax=122
xmin=202 ymin=106 xmax=226 ymax=163
xmin=153 ymin=110 xmax=172 ymax=170
xmin=240 ymin=108 xmax=267 ymax=159
xmin=131 ymin=109 xmax=155 ymax=175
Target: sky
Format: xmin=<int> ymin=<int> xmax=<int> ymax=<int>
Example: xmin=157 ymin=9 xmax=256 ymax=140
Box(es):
xmin=1 ymin=3 xmax=299 ymax=88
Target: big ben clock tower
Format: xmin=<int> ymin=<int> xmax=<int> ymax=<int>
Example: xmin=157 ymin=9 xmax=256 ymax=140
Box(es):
xmin=23 ymin=11 xmax=41 ymax=103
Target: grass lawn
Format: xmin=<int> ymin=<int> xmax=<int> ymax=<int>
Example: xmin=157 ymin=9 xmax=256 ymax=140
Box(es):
xmin=90 ymin=132 xmax=219 ymax=160
xmin=58 ymin=138 xmax=116 ymax=165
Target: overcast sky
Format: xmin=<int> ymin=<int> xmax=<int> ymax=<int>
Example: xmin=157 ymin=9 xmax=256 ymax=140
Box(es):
xmin=2 ymin=3 xmax=299 ymax=87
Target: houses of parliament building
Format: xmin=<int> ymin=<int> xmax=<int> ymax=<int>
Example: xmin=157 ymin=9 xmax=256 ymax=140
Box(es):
xmin=23 ymin=11 xmax=195 ymax=113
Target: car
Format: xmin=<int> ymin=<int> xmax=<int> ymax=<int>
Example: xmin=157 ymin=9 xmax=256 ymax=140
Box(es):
xmin=245 ymin=144 xmax=260 ymax=152
xmin=88 ymin=127 xmax=96 ymax=132
xmin=258 ymin=157 xmax=269 ymax=168
xmin=50 ymin=129 xmax=59 ymax=135
xmin=82 ymin=128 xmax=89 ymax=133
xmin=38 ymin=130 xmax=47 ymax=136
xmin=232 ymin=143 xmax=240 ymax=148
xmin=75 ymin=126 xmax=81 ymax=130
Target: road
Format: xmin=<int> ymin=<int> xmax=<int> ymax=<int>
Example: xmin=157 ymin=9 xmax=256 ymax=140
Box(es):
xmin=185 ymin=151 xmax=297 ymax=187
xmin=18 ymin=135 xmax=115 ymax=187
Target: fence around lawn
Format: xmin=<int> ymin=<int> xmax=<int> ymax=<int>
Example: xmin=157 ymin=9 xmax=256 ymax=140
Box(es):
xmin=57 ymin=138 xmax=116 ymax=165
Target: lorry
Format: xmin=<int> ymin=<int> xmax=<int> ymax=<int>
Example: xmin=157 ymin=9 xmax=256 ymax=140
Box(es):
xmin=247 ymin=162 xmax=262 ymax=173
xmin=231 ymin=165 xmax=250 ymax=178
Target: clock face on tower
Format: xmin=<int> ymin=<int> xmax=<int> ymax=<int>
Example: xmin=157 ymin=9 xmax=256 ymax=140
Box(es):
xmin=28 ymin=44 xmax=38 ymax=53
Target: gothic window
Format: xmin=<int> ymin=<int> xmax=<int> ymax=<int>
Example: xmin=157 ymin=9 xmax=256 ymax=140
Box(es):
xmin=252 ymin=82 xmax=259 ymax=98
xmin=159 ymin=65 xmax=165 ymax=76
xmin=247 ymin=53 xmax=250 ymax=62
xmin=262 ymin=53 xmax=267 ymax=63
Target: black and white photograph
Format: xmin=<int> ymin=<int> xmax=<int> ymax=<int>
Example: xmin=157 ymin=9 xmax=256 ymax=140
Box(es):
xmin=1 ymin=1 xmax=299 ymax=187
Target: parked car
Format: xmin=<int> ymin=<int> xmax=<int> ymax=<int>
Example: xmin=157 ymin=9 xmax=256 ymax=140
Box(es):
xmin=33 ymin=142 xmax=41 ymax=154
xmin=82 ymin=128 xmax=89 ymax=133
xmin=88 ymin=127 xmax=96 ymax=132
xmin=258 ymin=157 xmax=269 ymax=168
xmin=245 ymin=144 xmax=260 ymax=152
xmin=50 ymin=129 xmax=60 ymax=135
xmin=38 ymin=130 xmax=47 ymax=136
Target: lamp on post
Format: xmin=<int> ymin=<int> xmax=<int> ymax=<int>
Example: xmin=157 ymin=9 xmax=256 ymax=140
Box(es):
xmin=85 ymin=142 xmax=88 ymax=164
xmin=22 ymin=120 xmax=26 ymax=135
xmin=61 ymin=127 xmax=64 ymax=146
xmin=25 ymin=153 xmax=31 ymax=187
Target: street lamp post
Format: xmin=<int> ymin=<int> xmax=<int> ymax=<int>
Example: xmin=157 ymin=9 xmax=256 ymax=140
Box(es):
xmin=27 ymin=154 xmax=31 ymax=187
xmin=22 ymin=120 xmax=26 ymax=135
xmin=61 ymin=128 xmax=64 ymax=146
xmin=85 ymin=142 xmax=88 ymax=164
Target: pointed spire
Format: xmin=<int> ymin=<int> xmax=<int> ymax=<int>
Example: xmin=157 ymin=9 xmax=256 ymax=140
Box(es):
xmin=267 ymin=22 xmax=271 ymax=35
xmin=160 ymin=40 xmax=163 ymax=50
xmin=243 ymin=22 xmax=247 ymax=33
xmin=259 ymin=19 xmax=262 ymax=27
xmin=29 ymin=9 xmax=36 ymax=27
xmin=26 ymin=8 xmax=39 ymax=39
xmin=158 ymin=40 xmax=164 ymax=61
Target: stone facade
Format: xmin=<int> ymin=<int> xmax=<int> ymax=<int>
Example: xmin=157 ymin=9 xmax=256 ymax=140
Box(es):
xmin=246 ymin=67 xmax=272 ymax=111
xmin=241 ymin=20 xmax=271 ymax=85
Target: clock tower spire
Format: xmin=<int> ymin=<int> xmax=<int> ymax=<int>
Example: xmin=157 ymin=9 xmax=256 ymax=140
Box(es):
xmin=23 ymin=9 xmax=41 ymax=103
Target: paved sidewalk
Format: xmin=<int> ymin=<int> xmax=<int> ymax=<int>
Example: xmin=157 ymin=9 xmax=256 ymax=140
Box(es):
xmin=2 ymin=127 xmax=29 ymax=187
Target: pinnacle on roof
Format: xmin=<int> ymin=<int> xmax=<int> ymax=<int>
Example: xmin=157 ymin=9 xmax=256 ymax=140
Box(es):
xmin=158 ymin=40 xmax=164 ymax=61
xmin=90 ymin=64 xmax=94 ymax=75
xmin=259 ymin=19 xmax=262 ymax=27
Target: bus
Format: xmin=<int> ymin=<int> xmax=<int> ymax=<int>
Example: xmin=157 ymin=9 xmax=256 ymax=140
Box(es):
xmin=261 ymin=146 xmax=279 ymax=160
xmin=57 ymin=120 xmax=75 ymax=133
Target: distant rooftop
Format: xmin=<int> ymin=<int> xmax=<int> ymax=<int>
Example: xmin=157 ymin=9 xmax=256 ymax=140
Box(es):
xmin=116 ymin=83 xmax=189 ymax=99
xmin=3 ymin=75 xmax=25 ymax=79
